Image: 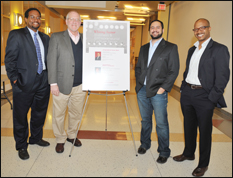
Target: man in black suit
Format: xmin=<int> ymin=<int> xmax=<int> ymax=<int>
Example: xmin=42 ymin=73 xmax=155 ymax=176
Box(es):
xmin=173 ymin=18 xmax=230 ymax=177
xmin=135 ymin=20 xmax=179 ymax=164
xmin=95 ymin=52 xmax=101 ymax=61
xmin=5 ymin=8 xmax=50 ymax=160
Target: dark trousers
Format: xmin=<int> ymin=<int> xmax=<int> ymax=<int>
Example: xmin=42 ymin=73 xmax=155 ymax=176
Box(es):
xmin=180 ymin=85 xmax=215 ymax=168
xmin=12 ymin=71 xmax=50 ymax=150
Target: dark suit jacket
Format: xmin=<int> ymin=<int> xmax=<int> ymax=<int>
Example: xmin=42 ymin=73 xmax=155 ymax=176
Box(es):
xmin=5 ymin=27 xmax=50 ymax=92
xmin=135 ymin=39 xmax=180 ymax=97
xmin=181 ymin=39 xmax=230 ymax=108
xmin=95 ymin=56 xmax=101 ymax=60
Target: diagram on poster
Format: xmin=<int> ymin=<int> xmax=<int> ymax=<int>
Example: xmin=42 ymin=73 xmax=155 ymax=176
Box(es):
xmin=82 ymin=20 xmax=130 ymax=91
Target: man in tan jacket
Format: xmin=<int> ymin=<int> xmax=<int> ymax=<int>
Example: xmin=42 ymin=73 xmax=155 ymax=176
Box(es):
xmin=47 ymin=11 xmax=86 ymax=153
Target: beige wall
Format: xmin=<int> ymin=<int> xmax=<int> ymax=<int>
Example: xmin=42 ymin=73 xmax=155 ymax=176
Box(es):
xmin=162 ymin=1 xmax=232 ymax=113
xmin=158 ymin=7 xmax=170 ymax=41
xmin=78 ymin=26 xmax=83 ymax=33
xmin=141 ymin=19 xmax=150 ymax=46
xmin=50 ymin=15 xmax=61 ymax=33
xmin=45 ymin=8 xmax=50 ymax=31
xmin=134 ymin=26 xmax=142 ymax=58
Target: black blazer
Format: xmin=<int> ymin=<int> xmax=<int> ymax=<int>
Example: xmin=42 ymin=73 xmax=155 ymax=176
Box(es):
xmin=181 ymin=39 xmax=230 ymax=108
xmin=135 ymin=39 xmax=180 ymax=97
xmin=5 ymin=27 xmax=50 ymax=92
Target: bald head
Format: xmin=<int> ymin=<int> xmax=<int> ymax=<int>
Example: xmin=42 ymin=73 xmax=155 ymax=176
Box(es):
xmin=195 ymin=18 xmax=210 ymax=27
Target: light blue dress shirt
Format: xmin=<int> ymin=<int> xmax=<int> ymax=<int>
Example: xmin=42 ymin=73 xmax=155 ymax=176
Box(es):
xmin=27 ymin=27 xmax=46 ymax=70
xmin=144 ymin=38 xmax=163 ymax=85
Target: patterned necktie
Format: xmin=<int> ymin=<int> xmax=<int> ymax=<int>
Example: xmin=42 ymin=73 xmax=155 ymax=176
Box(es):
xmin=34 ymin=33 xmax=43 ymax=74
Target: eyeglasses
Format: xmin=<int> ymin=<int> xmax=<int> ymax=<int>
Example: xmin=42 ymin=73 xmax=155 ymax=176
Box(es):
xmin=29 ymin=15 xmax=41 ymax=20
xmin=193 ymin=26 xmax=209 ymax=32
xmin=68 ymin=18 xmax=80 ymax=22
xmin=150 ymin=26 xmax=161 ymax=30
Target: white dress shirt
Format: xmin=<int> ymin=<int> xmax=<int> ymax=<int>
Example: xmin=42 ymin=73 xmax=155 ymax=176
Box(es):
xmin=185 ymin=37 xmax=212 ymax=85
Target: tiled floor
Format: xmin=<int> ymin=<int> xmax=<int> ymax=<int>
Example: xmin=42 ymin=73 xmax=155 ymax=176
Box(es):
xmin=1 ymin=69 xmax=232 ymax=177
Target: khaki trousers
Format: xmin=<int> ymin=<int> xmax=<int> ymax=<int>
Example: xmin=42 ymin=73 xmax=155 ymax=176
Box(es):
xmin=52 ymin=84 xmax=86 ymax=143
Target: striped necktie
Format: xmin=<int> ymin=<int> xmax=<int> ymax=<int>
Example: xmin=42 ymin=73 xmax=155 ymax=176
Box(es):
xmin=34 ymin=33 xmax=43 ymax=74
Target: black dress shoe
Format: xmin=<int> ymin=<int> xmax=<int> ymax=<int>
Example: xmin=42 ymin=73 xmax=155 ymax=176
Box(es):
xmin=138 ymin=147 xmax=147 ymax=154
xmin=173 ymin=154 xmax=195 ymax=162
xmin=18 ymin=149 xmax=29 ymax=160
xmin=157 ymin=156 xmax=168 ymax=164
xmin=67 ymin=138 xmax=82 ymax=147
xmin=192 ymin=166 xmax=208 ymax=177
xmin=32 ymin=139 xmax=50 ymax=147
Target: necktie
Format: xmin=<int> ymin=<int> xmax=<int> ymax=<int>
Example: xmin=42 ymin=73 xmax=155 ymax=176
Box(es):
xmin=34 ymin=33 xmax=43 ymax=74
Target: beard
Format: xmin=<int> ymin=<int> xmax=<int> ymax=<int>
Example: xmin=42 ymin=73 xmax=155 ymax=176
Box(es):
xmin=150 ymin=32 xmax=163 ymax=39
xmin=29 ymin=22 xmax=40 ymax=31
xmin=32 ymin=25 xmax=40 ymax=30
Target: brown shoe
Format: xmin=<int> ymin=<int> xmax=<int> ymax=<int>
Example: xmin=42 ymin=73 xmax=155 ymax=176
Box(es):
xmin=173 ymin=154 xmax=195 ymax=162
xmin=55 ymin=143 xmax=64 ymax=153
xmin=67 ymin=138 xmax=82 ymax=147
xmin=192 ymin=167 xmax=208 ymax=177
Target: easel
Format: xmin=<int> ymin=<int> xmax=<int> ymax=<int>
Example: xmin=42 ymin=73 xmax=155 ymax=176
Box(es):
xmin=69 ymin=90 xmax=138 ymax=157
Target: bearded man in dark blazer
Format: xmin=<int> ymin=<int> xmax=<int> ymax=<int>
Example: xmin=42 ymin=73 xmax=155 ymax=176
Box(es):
xmin=173 ymin=18 xmax=230 ymax=177
xmin=135 ymin=20 xmax=179 ymax=164
xmin=5 ymin=8 xmax=50 ymax=160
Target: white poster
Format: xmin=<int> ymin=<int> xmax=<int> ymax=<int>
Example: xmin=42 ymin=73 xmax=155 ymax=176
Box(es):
xmin=82 ymin=20 xmax=130 ymax=91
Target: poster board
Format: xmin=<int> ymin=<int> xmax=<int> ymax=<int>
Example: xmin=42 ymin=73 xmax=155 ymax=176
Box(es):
xmin=82 ymin=20 xmax=130 ymax=91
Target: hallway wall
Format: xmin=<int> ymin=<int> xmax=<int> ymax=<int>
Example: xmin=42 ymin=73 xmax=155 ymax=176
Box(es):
xmin=164 ymin=1 xmax=232 ymax=113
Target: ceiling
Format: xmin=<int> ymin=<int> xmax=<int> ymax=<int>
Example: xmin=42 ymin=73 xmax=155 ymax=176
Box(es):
xmin=45 ymin=1 xmax=174 ymax=27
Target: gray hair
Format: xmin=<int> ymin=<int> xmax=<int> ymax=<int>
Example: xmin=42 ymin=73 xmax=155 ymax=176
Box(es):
xmin=66 ymin=11 xmax=81 ymax=21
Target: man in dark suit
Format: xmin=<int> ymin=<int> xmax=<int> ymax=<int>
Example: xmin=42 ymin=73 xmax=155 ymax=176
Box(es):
xmin=135 ymin=20 xmax=179 ymax=164
xmin=5 ymin=8 xmax=50 ymax=160
xmin=173 ymin=18 xmax=230 ymax=177
xmin=95 ymin=52 xmax=101 ymax=61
